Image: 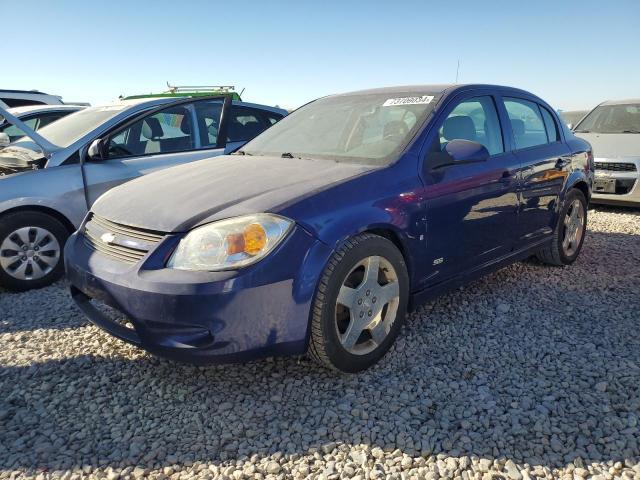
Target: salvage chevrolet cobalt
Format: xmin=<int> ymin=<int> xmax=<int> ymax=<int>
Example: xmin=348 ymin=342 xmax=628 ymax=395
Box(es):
xmin=65 ymin=85 xmax=593 ymax=372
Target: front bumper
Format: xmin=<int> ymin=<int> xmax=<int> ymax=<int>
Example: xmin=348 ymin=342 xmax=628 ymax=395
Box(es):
xmin=591 ymin=158 xmax=640 ymax=206
xmin=65 ymin=225 xmax=333 ymax=364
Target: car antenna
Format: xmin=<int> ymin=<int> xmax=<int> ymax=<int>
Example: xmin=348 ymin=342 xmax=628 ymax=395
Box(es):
xmin=455 ymin=59 xmax=460 ymax=84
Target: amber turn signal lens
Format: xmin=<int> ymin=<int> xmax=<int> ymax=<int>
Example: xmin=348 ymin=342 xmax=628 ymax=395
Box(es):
xmin=243 ymin=223 xmax=267 ymax=255
xmin=225 ymin=224 xmax=267 ymax=256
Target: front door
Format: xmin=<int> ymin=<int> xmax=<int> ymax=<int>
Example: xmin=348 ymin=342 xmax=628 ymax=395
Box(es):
xmin=82 ymin=99 xmax=227 ymax=207
xmin=420 ymin=93 xmax=521 ymax=286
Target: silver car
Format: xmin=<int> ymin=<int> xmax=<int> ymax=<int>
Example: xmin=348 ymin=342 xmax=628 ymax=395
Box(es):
xmin=0 ymin=96 xmax=286 ymax=290
xmin=573 ymin=99 xmax=640 ymax=206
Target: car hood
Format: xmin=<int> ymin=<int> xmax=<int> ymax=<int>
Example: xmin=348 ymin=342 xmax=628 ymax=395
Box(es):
xmin=574 ymin=132 xmax=640 ymax=158
xmin=92 ymin=155 xmax=375 ymax=233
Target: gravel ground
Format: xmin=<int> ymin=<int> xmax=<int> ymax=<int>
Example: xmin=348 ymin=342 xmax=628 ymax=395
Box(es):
xmin=1 ymin=206 xmax=639 ymax=480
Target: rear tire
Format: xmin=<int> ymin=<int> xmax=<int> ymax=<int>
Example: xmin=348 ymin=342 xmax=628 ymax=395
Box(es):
xmin=0 ymin=211 xmax=70 ymax=291
xmin=308 ymin=233 xmax=409 ymax=373
xmin=536 ymin=189 xmax=587 ymax=266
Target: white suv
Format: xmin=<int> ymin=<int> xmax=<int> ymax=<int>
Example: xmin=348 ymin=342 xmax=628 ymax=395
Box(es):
xmin=0 ymin=89 xmax=64 ymax=108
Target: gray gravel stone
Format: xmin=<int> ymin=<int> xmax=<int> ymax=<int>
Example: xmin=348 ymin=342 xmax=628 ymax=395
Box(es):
xmin=0 ymin=206 xmax=639 ymax=479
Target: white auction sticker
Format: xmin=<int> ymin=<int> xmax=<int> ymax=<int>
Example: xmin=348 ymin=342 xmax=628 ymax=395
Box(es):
xmin=383 ymin=95 xmax=434 ymax=107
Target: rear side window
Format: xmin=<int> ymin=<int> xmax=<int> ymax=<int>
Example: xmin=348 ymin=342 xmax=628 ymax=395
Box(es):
xmin=194 ymin=101 xmax=223 ymax=148
xmin=0 ymin=98 xmax=46 ymax=108
xmin=0 ymin=117 xmax=38 ymax=142
xmin=438 ymin=96 xmax=504 ymax=155
xmin=226 ymin=107 xmax=271 ymax=142
xmin=36 ymin=112 xmax=69 ymax=129
xmin=540 ymin=106 xmax=559 ymax=142
xmin=504 ymin=98 xmax=548 ymax=149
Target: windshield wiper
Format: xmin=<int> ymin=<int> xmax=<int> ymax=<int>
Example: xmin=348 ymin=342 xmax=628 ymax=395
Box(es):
xmin=622 ymin=129 xmax=640 ymax=134
xmin=574 ymin=129 xmax=590 ymax=133
xmin=232 ymin=150 xmax=252 ymax=156
xmin=281 ymin=152 xmax=295 ymax=158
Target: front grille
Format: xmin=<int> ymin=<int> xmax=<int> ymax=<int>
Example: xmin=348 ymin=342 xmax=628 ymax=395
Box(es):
xmin=595 ymin=162 xmax=637 ymax=172
xmin=83 ymin=214 xmax=165 ymax=263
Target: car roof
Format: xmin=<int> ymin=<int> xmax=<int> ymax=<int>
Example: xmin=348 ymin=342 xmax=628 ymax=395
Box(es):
xmin=600 ymin=98 xmax=640 ymax=106
xmin=333 ymin=83 xmax=541 ymax=99
xmin=8 ymin=104 xmax=85 ymax=116
xmin=115 ymin=96 xmax=287 ymax=115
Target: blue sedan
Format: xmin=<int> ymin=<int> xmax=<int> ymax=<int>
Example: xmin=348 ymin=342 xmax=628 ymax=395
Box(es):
xmin=65 ymin=84 xmax=593 ymax=372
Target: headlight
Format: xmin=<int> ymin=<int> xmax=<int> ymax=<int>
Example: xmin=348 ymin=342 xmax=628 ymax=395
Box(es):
xmin=167 ymin=214 xmax=293 ymax=271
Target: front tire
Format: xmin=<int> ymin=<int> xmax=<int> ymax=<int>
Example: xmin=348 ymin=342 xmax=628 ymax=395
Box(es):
xmin=0 ymin=211 xmax=70 ymax=291
xmin=308 ymin=233 xmax=409 ymax=373
xmin=536 ymin=189 xmax=587 ymax=266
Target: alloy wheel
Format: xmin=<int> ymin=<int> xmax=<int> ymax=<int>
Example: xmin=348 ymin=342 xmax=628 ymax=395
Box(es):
xmin=562 ymin=199 xmax=585 ymax=257
xmin=0 ymin=226 xmax=61 ymax=281
xmin=335 ymin=255 xmax=400 ymax=355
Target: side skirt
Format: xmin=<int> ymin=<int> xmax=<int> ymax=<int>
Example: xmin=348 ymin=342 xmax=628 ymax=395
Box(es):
xmin=408 ymin=237 xmax=552 ymax=311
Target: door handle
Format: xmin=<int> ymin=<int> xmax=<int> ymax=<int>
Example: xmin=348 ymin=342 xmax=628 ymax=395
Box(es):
xmin=555 ymin=158 xmax=571 ymax=169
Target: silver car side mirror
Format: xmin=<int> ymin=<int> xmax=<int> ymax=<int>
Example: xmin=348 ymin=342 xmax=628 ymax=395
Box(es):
xmin=87 ymin=139 xmax=104 ymax=161
xmin=0 ymin=132 xmax=10 ymax=148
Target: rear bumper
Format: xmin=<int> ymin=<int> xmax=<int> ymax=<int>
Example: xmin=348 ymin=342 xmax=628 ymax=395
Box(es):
xmin=65 ymin=226 xmax=333 ymax=364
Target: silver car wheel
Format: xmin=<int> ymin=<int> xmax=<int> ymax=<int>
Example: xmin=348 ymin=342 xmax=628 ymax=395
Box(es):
xmin=0 ymin=226 xmax=61 ymax=281
xmin=562 ymin=199 xmax=585 ymax=257
xmin=335 ymin=255 xmax=400 ymax=355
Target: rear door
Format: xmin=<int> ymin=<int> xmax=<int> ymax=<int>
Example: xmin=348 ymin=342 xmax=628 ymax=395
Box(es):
xmin=83 ymin=98 xmax=230 ymax=206
xmin=420 ymin=92 xmax=521 ymax=284
xmin=501 ymin=97 xmax=570 ymax=244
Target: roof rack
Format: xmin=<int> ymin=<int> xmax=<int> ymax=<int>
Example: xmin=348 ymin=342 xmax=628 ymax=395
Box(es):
xmin=165 ymin=83 xmax=240 ymax=95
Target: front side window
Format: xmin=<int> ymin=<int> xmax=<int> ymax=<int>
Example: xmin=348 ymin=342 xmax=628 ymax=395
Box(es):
xmin=241 ymin=93 xmax=438 ymax=165
xmin=575 ymin=104 xmax=640 ymax=134
xmin=504 ymin=98 xmax=548 ymax=149
xmin=106 ymin=105 xmax=195 ymax=158
xmin=437 ymin=96 xmax=504 ymax=155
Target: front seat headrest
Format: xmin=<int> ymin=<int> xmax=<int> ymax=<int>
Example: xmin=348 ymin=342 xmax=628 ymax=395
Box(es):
xmin=443 ymin=116 xmax=476 ymax=141
xmin=142 ymin=117 xmax=163 ymax=140
xmin=383 ymin=120 xmax=408 ymax=140
xmin=179 ymin=114 xmax=191 ymax=135
xmin=510 ymin=118 xmax=525 ymax=136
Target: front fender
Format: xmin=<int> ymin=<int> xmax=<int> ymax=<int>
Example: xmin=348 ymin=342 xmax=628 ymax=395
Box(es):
xmin=0 ymin=165 xmax=87 ymax=228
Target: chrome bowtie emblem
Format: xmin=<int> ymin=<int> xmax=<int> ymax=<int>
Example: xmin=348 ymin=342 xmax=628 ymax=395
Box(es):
xmin=100 ymin=232 xmax=116 ymax=244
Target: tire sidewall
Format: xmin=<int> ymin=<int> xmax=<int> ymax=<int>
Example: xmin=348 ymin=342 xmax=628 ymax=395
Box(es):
xmin=317 ymin=236 xmax=409 ymax=373
xmin=0 ymin=212 xmax=69 ymax=291
xmin=557 ymin=189 xmax=587 ymax=264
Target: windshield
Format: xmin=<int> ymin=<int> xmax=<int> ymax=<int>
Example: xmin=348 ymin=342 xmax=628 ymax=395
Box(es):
xmin=241 ymin=93 xmax=438 ymax=165
xmin=575 ymin=104 xmax=640 ymax=134
xmin=27 ymin=105 xmax=131 ymax=148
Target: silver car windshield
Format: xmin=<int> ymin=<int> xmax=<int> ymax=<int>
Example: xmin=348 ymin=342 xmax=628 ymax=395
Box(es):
xmin=575 ymin=104 xmax=640 ymax=134
xmin=241 ymin=93 xmax=438 ymax=165
xmin=31 ymin=105 xmax=131 ymax=148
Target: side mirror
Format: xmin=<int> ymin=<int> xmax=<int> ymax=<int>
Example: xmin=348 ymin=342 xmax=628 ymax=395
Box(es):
xmin=0 ymin=132 xmax=10 ymax=148
xmin=87 ymin=138 xmax=105 ymax=161
xmin=567 ymin=123 xmax=573 ymax=130
xmin=428 ymin=139 xmax=490 ymax=170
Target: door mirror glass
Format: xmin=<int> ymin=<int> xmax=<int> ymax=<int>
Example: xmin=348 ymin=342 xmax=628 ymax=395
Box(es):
xmin=445 ymin=139 xmax=490 ymax=162
xmin=0 ymin=132 xmax=10 ymax=147
xmin=429 ymin=139 xmax=490 ymax=169
xmin=87 ymin=138 xmax=105 ymax=161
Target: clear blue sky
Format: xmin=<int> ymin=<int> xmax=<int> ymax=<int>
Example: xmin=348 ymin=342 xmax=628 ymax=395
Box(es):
xmin=4 ymin=0 xmax=639 ymax=111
